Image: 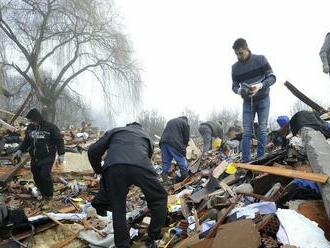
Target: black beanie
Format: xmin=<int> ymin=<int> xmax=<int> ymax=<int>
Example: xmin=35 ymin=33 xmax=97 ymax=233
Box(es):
xmin=26 ymin=108 xmax=43 ymax=122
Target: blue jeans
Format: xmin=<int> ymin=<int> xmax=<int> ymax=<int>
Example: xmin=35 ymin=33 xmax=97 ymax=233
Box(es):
xmin=161 ymin=144 xmax=188 ymax=174
xmin=242 ymin=96 xmax=270 ymax=162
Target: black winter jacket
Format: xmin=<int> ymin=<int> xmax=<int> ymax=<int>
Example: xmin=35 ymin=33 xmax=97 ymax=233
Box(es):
xmin=19 ymin=121 xmax=65 ymax=159
xmin=160 ymin=117 xmax=190 ymax=156
xmin=88 ymin=123 xmax=155 ymax=174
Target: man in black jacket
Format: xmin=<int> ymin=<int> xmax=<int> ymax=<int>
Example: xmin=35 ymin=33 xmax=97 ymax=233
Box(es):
xmin=198 ymin=120 xmax=223 ymax=154
xmin=159 ymin=116 xmax=190 ymax=184
xmin=88 ymin=122 xmax=167 ymax=248
xmin=13 ymin=108 xmax=65 ymax=199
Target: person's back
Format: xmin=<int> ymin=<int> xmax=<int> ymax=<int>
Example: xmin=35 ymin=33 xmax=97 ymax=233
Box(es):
xmin=106 ymin=126 xmax=152 ymax=168
xmin=160 ymin=116 xmax=190 ymax=156
xmin=88 ymin=122 xmax=154 ymax=173
xmin=201 ymin=121 xmax=223 ymax=138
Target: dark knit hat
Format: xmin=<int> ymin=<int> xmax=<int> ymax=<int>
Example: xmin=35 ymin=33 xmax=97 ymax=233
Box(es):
xmin=26 ymin=108 xmax=43 ymax=122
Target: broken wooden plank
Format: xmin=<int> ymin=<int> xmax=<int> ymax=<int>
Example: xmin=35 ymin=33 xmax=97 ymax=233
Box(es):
xmin=51 ymin=235 xmax=77 ymax=248
xmin=205 ymin=195 xmax=242 ymax=239
xmin=0 ymin=223 xmax=57 ymax=247
xmin=0 ymin=118 xmax=16 ymax=132
xmin=284 ymin=81 xmax=327 ymax=113
xmin=211 ymin=219 xmax=261 ymax=248
xmin=235 ymin=163 xmax=328 ymax=183
xmin=0 ymin=157 xmax=30 ymax=187
xmin=212 ymin=160 xmax=228 ymax=179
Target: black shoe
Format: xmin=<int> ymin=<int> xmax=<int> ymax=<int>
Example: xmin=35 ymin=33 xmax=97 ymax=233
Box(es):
xmin=145 ymin=238 xmax=157 ymax=248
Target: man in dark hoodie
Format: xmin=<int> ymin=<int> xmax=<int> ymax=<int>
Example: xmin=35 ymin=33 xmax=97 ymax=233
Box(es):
xmin=159 ymin=116 xmax=190 ymax=184
xmin=231 ymin=38 xmax=276 ymax=162
xmin=198 ymin=120 xmax=223 ymax=154
xmin=13 ymin=108 xmax=65 ymax=199
xmin=88 ymin=122 xmax=167 ymax=248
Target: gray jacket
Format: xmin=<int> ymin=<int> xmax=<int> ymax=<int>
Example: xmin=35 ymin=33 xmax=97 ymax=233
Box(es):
xmin=320 ymin=33 xmax=330 ymax=68
xmin=88 ymin=123 xmax=155 ymax=174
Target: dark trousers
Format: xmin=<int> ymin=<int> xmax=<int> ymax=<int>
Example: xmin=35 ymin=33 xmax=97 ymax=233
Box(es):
xmin=91 ymin=177 xmax=113 ymax=216
xmin=31 ymin=156 xmax=55 ymax=197
xmin=198 ymin=124 xmax=212 ymax=153
xmin=103 ymin=165 xmax=168 ymax=248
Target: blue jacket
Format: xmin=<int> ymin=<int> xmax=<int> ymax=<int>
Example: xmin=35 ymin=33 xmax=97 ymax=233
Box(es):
xmin=232 ymin=54 xmax=276 ymax=101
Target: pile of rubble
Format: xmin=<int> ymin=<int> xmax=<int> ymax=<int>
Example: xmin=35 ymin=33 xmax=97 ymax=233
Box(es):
xmin=0 ymin=82 xmax=330 ymax=247
xmin=0 ymin=132 xmax=329 ymax=247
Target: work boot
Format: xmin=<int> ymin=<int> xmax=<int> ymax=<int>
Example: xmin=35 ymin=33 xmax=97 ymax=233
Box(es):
xmin=145 ymin=237 xmax=157 ymax=248
xmin=176 ymin=170 xmax=189 ymax=182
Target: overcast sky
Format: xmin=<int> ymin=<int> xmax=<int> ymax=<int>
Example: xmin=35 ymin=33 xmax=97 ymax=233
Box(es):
xmin=98 ymin=0 xmax=330 ymax=125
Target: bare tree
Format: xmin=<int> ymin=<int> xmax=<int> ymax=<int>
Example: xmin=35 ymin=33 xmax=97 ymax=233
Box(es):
xmin=181 ymin=108 xmax=200 ymax=137
xmin=137 ymin=110 xmax=166 ymax=141
xmin=0 ymin=0 xmax=141 ymax=122
xmin=207 ymin=108 xmax=240 ymax=133
xmin=5 ymin=73 xmax=91 ymax=127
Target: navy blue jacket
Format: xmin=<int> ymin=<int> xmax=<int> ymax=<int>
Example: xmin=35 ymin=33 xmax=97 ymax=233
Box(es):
xmin=232 ymin=54 xmax=276 ymax=101
xmin=160 ymin=117 xmax=190 ymax=156
xmin=19 ymin=121 xmax=64 ymax=159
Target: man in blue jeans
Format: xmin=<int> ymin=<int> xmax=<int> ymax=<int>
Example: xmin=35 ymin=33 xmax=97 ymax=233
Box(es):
xmin=160 ymin=116 xmax=190 ymax=184
xmin=231 ymin=38 xmax=276 ymax=162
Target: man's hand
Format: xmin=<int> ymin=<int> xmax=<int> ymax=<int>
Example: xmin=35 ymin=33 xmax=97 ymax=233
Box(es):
xmin=323 ymin=64 xmax=330 ymax=74
xmin=250 ymin=83 xmax=263 ymax=96
xmin=58 ymin=154 xmax=65 ymax=164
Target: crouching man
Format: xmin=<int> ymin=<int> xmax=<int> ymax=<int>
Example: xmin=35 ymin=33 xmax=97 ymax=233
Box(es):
xmin=88 ymin=122 xmax=167 ymax=248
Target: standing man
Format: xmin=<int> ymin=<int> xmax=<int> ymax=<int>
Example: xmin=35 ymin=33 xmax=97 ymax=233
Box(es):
xmin=231 ymin=38 xmax=276 ymax=162
xmin=88 ymin=122 xmax=167 ymax=248
xmin=13 ymin=108 xmax=65 ymax=200
xmin=198 ymin=120 xmax=223 ymax=154
xmin=160 ymin=116 xmax=190 ymax=184
xmin=320 ymin=33 xmax=330 ymax=75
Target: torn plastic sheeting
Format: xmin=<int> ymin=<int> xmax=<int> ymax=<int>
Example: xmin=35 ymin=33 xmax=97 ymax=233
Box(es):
xmin=276 ymin=208 xmax=330 ymax=248
xmin=201 ymin=220 xmax=216 ymax=232
xmin=79 ymin=224 xmax=115 ymax=248
xmin=130 ymin=228 xmax=139 ymax=239
xmin=229 ymin=201 xmax=277 ymax=219
xmin=28 ymin=212 xmax=86 ymax=222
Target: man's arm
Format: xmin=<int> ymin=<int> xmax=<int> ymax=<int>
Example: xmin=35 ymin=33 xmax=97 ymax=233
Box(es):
xmin=52 ymin=125 xmax=65 ymax=156
xmin=18 ymin=128 xmax=31 ymax=153
xmin=260 ymin=56 xmax=276 ymax=88
xmin=182 ymin=123 xmax=190 ymax=147
xmin=231 ymin=69 xmax=241 ymax=94
xmin=88 ymin=131 xmax=113 ymax=173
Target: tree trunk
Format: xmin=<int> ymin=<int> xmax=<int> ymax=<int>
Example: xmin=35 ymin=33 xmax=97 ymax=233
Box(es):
xmin=40 ymin=97 xmax=56 ymax=123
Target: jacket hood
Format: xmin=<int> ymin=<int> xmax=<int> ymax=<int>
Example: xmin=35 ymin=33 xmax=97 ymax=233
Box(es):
xmin=26 ymin=108 xmax=43 ymax=122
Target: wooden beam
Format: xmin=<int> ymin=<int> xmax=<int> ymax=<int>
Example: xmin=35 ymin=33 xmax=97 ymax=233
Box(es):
xmin=0 ymin=118 xmax=16 ymax=132
xmin=205 ymin=195 xmax=242 ymax=239
xmin=284 ymin=81 xmax=327 ymax=113
xmin=0 ymin=157 xmax=30 ymax=186
xmin=235 ymin=163 xmax=329 ymax=183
